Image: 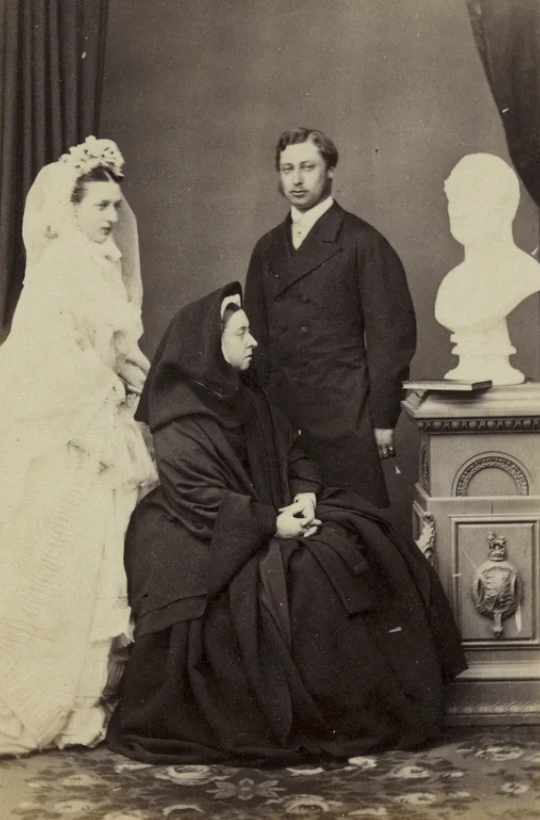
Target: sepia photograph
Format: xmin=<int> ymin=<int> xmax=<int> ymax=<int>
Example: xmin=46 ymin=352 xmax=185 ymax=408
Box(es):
xmin=0 ymin=1 xmax=539 ymax=818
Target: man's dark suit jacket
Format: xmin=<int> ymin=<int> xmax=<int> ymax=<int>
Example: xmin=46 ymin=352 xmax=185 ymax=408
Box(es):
xmin=244 ymin=201 xmax=416 ymax=507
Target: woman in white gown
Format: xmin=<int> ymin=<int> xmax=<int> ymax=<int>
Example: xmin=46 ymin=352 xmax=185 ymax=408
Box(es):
xmin=0 ymin=137 xmax=156 ymax=755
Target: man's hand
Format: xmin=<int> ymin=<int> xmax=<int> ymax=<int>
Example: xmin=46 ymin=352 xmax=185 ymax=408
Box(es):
xmin=374 ymin=428 xmax=396 ymax=460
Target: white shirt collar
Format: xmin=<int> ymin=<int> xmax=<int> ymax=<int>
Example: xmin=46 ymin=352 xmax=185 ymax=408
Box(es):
xmin=291 ymin=196 xmax=334 ymax=228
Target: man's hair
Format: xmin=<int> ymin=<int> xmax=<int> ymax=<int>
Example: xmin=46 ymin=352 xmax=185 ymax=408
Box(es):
xmin=274 ymin=128 xmax=339 ymax=171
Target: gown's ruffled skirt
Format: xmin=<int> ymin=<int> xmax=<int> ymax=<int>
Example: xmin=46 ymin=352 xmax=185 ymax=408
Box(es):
xmin=0 ymin=410 xmax=154 ymax=756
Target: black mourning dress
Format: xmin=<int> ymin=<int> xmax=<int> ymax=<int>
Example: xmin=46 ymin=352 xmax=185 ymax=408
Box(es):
xmin=107 ymin=282 xmax=465 ymax=766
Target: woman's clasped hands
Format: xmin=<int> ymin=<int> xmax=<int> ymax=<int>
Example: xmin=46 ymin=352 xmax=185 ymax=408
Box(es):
xmin=276 ymin=492 xmax=321 ymax=539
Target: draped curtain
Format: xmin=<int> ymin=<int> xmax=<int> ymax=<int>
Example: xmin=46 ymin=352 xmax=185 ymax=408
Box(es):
xmin=466 ymin=0 xmax=540 ymax=207
xmin=0 ymin=0 xmax=109 ymax=330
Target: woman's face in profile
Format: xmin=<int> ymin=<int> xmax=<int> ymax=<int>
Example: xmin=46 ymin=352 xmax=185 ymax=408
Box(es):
xmin=221 ymin=309 xmax=258 ymax=371
xmin=74 ymin=180 xmax=123 ymax=244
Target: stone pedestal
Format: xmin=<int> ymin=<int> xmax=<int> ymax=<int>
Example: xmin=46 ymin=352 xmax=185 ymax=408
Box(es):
xmin=402 ymin=383 xmax=540 ymax=725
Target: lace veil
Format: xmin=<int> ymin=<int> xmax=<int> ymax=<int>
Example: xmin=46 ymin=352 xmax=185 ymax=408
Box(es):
xmin=0 ymin=138 xmax=147 ymax=520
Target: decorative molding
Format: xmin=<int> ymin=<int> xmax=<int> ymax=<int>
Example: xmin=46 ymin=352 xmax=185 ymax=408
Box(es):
xmin=420 ymin=444 xmax=430 ymax=493
xmin=455 ymin=455 xmax=529 ymax=497
xmin=446 ymin=702 xmax=540 ymax=715
xmin=415 ymin=512 xmax=436 ymax=566
xmin=472 ymin=531 xmax=522 ymax=639
xmin=415 ymin=416 xmax=540 ymax=434
xmin=457 ymin=661 xmax=540 ymax=681
xmin=461 ymin=636 xmax=540 ymax=649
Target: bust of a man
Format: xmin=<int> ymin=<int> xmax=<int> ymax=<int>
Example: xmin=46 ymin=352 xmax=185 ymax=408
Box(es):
xmin=435 ymin=153 xmax=540 ymax=385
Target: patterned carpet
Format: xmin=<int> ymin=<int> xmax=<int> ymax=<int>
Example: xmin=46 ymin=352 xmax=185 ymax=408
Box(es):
xmin=1 ymin=727 xmax=539 ymax=820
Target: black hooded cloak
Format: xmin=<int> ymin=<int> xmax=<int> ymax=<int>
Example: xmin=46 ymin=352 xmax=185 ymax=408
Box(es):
xmin=108 ymin=282 xmax=465 ymax=765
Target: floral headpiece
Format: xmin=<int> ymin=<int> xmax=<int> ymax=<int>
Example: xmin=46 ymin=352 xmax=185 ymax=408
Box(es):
xmin=59 ymin=135 xmax=125 ymax=180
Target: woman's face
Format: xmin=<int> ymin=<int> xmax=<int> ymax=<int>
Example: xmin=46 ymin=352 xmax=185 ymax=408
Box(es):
xmin=74 ymin=180 xmax=123 ymax=243
xmin=221 ymin=309 xmax=258 ymax=370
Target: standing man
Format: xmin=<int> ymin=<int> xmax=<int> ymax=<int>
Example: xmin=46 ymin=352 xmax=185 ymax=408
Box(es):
xmin=244 ymin=127 xmax=416 ymax=507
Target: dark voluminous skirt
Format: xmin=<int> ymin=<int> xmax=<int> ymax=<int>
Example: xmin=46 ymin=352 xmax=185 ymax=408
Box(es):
xmin=108 ymin=520 xmax=466 ymax=766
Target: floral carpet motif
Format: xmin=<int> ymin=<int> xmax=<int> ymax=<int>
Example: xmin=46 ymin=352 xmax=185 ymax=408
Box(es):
xmin=1 ymin=727 xmax=539 ymax=820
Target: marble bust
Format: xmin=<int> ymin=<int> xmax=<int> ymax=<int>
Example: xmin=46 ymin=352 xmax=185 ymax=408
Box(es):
xmin=435 ymin=153 xmax=540 ymax=385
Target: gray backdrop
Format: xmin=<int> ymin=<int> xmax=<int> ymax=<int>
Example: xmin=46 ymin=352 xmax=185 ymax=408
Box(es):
xmin=101 ymin=0 xmax=540 ymax=534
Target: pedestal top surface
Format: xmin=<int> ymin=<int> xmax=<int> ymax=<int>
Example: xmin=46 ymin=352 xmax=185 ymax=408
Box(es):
xmin=402 ymin=382 xmax=540 ymax=421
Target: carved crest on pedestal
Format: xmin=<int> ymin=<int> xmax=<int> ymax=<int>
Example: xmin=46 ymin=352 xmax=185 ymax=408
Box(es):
xmin=472 ymin=531 xmax=522 ymax=639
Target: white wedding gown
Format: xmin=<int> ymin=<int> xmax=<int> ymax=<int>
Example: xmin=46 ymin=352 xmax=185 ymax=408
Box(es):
xmin=0 ymin=232 xmax=156 ymax=755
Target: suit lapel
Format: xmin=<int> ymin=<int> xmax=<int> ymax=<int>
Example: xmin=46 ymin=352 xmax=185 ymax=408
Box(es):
xmin=267 ymin=203 xmax=345 ymax=296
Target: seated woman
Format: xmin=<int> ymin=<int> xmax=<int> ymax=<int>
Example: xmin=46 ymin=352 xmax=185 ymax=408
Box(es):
xmin=108 ymin=282 xmax=466 ymax=766
xmin=0 ymin=138 xmax=156 ymax=756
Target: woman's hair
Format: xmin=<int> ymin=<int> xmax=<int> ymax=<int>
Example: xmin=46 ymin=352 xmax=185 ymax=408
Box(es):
xmin=71 ymin=165 xmax=124 ymax=204
xmin=274 ymin=128 xmax=339 ymax=171
xmin=221 ymin=302 xmax=242 ymax=332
